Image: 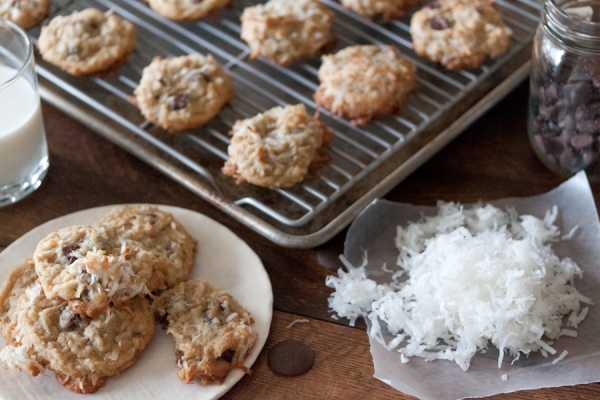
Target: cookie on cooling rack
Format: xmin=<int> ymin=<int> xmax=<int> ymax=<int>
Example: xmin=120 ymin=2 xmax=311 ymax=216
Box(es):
xmin=96 ymin=205 xmax=197 ymax=289
xmin=0 ymin=260 xmax=38 ymax=339
xmin=33 ymin=224 xmax=156 ymax=318
xmin=37 ymin=8 xmax=136 ymax=76
xmin=0 ymin=287 xmax=154 ymax=394
xmin=0 ymin=0 xmax=50 ymax=29
xmin=341 ymin=0 xmax=423 ymax=21
xmin=146 ymin=0 xmax=231 ymax=21
xmin=410 ymin=0 xmax=512 ymax=70
xmin=222 ymin=103 xmax=333 ymax=189
xmin=314 ymin=45 xmax=416 ymax=126
xmin=133 ymin=54 xmax=234 ymax=132
xmin=240 ymin=0 xmax=336 ymax=66
xmin=152 ymin=280 xmax=257 ymax=385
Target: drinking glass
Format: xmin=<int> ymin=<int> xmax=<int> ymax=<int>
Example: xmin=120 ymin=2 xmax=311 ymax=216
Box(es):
xmin=0 ymin=17 xmax=49 ymax=207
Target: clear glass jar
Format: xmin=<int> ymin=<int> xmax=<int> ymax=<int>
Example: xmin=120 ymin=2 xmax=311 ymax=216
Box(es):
xmin=528 ymin=0 xmax=600 ymax=179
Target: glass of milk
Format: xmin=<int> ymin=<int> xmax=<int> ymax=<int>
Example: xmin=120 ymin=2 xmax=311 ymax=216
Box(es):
xmin=0 ymin=17 xmax=48 ymax=207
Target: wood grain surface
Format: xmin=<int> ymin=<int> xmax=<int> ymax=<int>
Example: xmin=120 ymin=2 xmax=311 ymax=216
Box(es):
xmin=1 ymin=80 xmax=599 ymax=399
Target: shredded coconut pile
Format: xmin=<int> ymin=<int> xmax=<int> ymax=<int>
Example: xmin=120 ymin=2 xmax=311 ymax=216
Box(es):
xmin=326 ymin=202 xmax=592 ymax=371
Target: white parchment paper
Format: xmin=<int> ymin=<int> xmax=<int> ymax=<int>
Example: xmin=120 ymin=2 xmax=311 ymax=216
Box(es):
xmin=343 ymin=172 xmax=600 ymax=400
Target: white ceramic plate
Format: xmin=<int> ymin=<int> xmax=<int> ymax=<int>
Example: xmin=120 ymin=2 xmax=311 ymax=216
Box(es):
xmin=0 ymin=205 xmax=273 ymax=400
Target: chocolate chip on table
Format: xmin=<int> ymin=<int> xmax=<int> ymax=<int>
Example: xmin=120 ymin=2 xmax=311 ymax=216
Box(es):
xmin=267 ymin=340 xmax=314 ymax=377
xmin=429 ymin=16 xmax=450 ymax=30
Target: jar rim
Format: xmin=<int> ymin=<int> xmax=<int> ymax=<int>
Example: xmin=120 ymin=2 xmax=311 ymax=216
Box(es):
xmin=544 ymin=0 xmax=600 ymax=41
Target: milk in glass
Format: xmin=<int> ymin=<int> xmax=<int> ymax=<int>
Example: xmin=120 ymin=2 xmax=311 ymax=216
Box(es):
xmin=0 ymin=65 xmax=47 ymax=188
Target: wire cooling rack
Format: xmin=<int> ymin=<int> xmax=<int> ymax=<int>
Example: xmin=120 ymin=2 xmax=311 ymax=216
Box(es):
xmin=31 ymin=0 xmax=541 ymax=247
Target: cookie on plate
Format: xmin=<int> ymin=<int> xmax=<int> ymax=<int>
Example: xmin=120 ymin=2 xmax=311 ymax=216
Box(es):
xmin=152 ymin=280 xmax=257 ymax=385
xmin=146 ymin=0 xmax=230 ymax=21
xmin=240 ymin=0 xmax=336 ymax=66
xmin=0 ymin=0 xmax=50 ymax=29
xmin=0 ymin=260 xmax=38 ymax=339
xmin=37 ymin=8 xmax=136 ymax=76
xmin=0 ymin=288 xmax=154 ymax=393
xmin=33 ymin=224 xmax=155 ymax=318
xmin=133 ymin=54 xmax=234 ymax=132
xmin=222 ymin=103 xmax=333 ymax=189
xmin=340 ymin=0 xmax=423 ymax=21
xmin=314 ymin=45 xmax=416 ymax=126
xmin=410 ymin=0 xmax=512 ymax=70
xmin=96 ymin=205 xmax=197 ymax=289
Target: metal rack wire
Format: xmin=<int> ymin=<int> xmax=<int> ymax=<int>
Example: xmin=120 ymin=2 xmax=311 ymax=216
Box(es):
xmin=31 ymin=0 xmax=541 ymax=246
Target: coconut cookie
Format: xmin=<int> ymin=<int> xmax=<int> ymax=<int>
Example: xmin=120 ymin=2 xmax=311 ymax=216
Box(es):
xmin=314 ymin=45 xmax=416 ymax=126
xmin=37 ymin=9 xmax=136 ymax=76
xmin=147 ymin=0 xmax=230 ymax=21
xmin=0 ymin=289 xmax=154 ymax=394
xmin=240 ymin=0 xmax=336 ymax=66
xmin=152 ymin=280 xmax=257 ymax=385
xmin=33 ymin=224 xmax=155 ymax=318
xmin=0 ymin=260 xmax=38 ymax=339
xmin=0 ymin=0 xmax=50 ymax=30
xmin=341 ymin=0 xmax=423 ymax=21
xmin=410 ymin=0 xmax=512 ymax=70
xmin=222 ymin=104 xmax=333 ymax=189
xmin=96 ymin=205 xmax=197 ymax=289
xmin=133 ymin=54 xmax=234 ymax=132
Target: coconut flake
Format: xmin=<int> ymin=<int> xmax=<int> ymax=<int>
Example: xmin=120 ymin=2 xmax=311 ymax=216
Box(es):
xmin=0 ymin=345 xmax=45 ymax=373
xmin=226 ymin=312 xmax=239 ymax=322
xmin=552 ymin=350 xmax=568 ymax=364
xmin=325 ymin=255 xmax=392 ymax=327
xmin=286 ymin=319 xmax=310 ymax=329
xmin=327 ymin=202 xmax=591 ymax=371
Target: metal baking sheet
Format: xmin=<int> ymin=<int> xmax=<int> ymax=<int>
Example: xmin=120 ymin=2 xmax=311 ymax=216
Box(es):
xmin=31 ymin=0 xmax=540 ymax=248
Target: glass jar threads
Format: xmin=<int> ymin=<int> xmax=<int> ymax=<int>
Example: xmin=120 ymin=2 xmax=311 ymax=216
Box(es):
xmin=528 ymin=0 xmax=600 ymax=179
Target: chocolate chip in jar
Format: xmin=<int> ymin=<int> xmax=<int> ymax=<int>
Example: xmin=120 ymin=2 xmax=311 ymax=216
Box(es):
xmin=527 ymin=0 xmax=600 ymax=179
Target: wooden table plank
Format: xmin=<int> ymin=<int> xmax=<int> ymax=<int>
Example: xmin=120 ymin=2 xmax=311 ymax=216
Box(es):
xmin=222 ymin=311 xmax=600 ymax=399
xmin=1 ymin=80 xmax=599 ymax=399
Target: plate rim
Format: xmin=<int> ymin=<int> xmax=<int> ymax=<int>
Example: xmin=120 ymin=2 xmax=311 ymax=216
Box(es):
xmin=0 ymin=203 xmax=273 ymax=400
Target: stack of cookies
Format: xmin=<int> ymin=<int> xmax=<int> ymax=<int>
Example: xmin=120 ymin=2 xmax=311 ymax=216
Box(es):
xmin=0 ymin=205 xmax=258 ymax=393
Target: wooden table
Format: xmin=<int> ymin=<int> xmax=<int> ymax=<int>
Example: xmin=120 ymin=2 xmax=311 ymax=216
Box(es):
xmin=1 ymin=80 xmax=599 ymax=399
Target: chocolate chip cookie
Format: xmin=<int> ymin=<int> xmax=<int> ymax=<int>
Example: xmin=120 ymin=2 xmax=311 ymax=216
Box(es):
xmin=410 ymin=0 xmax=512 ymax=70
xmin=33 ymin=224 xmax=155 ymax=318
xmin=133 ymin=54 xmax=234 ymax=132
xmin=314 ymin=45 xmax=416 ymax=126
xmin=0 ymin=289 xmax=154 ymax=393
xmin=341 ymin=0 xmax=423 ymax=21
xmin=96 ymin=204 xmax=197 ymax=289
xmin=0 ymin=0 xmax=50 ymax=29
xmin=37 ymin=8 xmax=137 ymax=76
xmin=147 ymin=0 xmax=230 ymax=21
xmin=152 ymin=280 xmax=257 ymax=385
xmin=222 ymin=103 xmax=333 ymax=189
xmin=240 ymin=0 xmax=336 ymax=66
xmin=0 ymin=260 xmax=38 ymax=339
